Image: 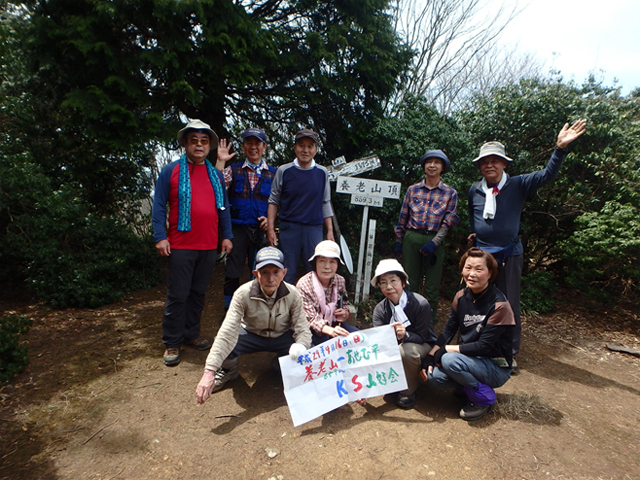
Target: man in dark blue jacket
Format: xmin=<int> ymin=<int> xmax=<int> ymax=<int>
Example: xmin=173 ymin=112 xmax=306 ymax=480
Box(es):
xmin=152 ymin=119 xmax=233 ymax=366
xmin=467 ymin=120 xmax=586 ymax=356
xmin=216 ymin=128 xmax=277 ymax=309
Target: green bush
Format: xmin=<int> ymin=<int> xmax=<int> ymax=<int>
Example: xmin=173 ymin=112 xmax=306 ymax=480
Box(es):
xmin=0 ymin=315 xmax=32 ymax=384
xmin=559 ymin=201 xmax=640 ymax=303
xmin=4 ymin=183 xmax=161 ymax=308
xmin=521 ymin=270 xmax=558 ymax=315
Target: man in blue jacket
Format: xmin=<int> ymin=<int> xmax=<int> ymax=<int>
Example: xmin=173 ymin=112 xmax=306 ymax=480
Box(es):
xmin=216 ymin=128 xmax=277 ymax=309
xmin=152 ymin=119 xmax=233 ymax=367
xmin=468 ymin=120 xmax=586 ymax=357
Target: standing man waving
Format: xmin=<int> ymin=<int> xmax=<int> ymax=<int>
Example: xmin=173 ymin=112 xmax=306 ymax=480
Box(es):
xmin=216 ymin=128 xmax=277 ymax=309
xmin=468 ymin=120 xmax=586 ymax=357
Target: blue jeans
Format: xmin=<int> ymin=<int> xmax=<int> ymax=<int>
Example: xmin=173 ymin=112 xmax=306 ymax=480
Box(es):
xmin=279 ymin=221 xmax=323 ymax=284
xmin=428 ymin=352 xmax=512 ymax=390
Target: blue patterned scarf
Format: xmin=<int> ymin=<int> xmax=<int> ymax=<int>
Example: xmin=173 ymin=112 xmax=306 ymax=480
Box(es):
xmin=177 ymin=154 xmax=225 ymax=232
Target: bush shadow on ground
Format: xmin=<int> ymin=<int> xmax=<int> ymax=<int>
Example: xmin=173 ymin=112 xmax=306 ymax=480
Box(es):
xmin=521 ymin=347 xmax=640 ymax=397
xmin=0 ymin=280 xmax=224 ymax=480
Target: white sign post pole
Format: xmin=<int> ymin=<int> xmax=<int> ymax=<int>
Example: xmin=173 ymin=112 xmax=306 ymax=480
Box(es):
xmin=334 ymin=173 xmax=402 ymax=303
xmin=362 ymin=219 xmax=377 ymax=300
xmin=354 ymin=205 xmax=369 ymax=303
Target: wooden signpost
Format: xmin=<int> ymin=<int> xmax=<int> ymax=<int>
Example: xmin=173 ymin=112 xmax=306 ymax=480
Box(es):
xmin=335 ymin=175 xmax=401 ymax=302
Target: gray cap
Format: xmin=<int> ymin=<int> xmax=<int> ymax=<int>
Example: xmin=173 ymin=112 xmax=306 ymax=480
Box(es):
xmin=295 ymin=129 xmax=319 ymax=144
xmin=255 ymin=247 xmax=285 ymax=270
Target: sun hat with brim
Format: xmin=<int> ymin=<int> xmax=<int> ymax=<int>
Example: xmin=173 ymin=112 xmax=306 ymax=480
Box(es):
xmin=177 ymin=119 xmax=219 ymax=149
xmin=370 ymin=259 xmax=409 ymax=288
xmin=295 ymin=129 xmax=319 ymax=144
xmin=255 ymin=247 xmax=285 ymax=270
xmin=472 ymin=141 xmax=512 ymax=164
xmin=308 ymin=240 xmax=344 ymax=265
xmin=420 ymin=149 xmax=451 ymax=173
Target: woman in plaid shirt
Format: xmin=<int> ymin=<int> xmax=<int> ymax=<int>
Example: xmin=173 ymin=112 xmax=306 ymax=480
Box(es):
xmin=394 ymin=150 xmax=459 ymax=319
xmin=296 ymin=240 xmax=358 ymax=346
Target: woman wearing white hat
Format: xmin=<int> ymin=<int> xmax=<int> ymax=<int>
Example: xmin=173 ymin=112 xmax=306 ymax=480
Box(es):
xmin=370 ymin=259 xmax=437 ymax=408
xmin=296 ymin=240 xmax=358 ymax=346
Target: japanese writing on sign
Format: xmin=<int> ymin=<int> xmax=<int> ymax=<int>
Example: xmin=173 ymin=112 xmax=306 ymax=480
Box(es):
xmin=279 ymin=326 xmax=407 ymax=427
xmin=326 ymin=155 xmax=381 ymax=181
xmin=336 ymin=176 xmax=401 ymax=200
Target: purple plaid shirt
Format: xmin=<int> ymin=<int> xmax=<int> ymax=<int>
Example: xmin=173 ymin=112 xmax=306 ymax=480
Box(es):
xmin=395 ymin=179 xmax=459 ymax=241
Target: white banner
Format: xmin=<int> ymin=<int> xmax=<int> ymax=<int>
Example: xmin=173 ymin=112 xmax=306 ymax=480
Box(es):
xmin=280 ymin=326 xmax=407 ymax=427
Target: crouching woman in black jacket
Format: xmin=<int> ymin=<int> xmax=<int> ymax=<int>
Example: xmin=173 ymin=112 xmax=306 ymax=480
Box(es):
xmin=420 ymin=248 xmax=515 ymax=421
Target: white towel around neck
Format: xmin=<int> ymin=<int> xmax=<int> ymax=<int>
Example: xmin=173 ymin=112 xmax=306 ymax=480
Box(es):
xmin=392 ymin=291 xmax=411 ymax=327
xmin=481 ymin=174 xmax=508 ymax=219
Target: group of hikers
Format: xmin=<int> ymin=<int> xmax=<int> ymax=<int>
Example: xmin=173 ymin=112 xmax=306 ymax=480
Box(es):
xmin=152 ymin=118 xmax=586 ymax=421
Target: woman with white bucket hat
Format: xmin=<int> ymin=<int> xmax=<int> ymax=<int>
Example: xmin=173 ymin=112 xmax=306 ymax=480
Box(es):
xmin=296 ymin=240 xmax=358 ymax=346
xmin=370 ymin=259 xmax=437 ymax=409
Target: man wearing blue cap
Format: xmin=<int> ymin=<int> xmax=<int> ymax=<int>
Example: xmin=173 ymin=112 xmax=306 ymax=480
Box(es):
xmin=216 ymin=128 xmax=277 ymax=309
xmin=394 ymin=150 xmax=459 ymax=318
xmin=195 ymin=247 xmax=312 ymax=403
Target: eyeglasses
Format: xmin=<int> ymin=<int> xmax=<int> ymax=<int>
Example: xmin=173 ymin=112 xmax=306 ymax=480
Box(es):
xmin=188 ymin=137 xmax=210 ymax=146
xmin=378 ymin=277 xmax=402 ymax=288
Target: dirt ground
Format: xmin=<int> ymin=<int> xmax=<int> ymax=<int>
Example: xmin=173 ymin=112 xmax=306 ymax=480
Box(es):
xmin=1 ymin=270 xmax=639 ymax=480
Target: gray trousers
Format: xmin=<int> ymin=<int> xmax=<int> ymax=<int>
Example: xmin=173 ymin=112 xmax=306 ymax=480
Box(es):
xmin=162 ymin=249 xmax=217 ymax=348
xmin=495 ymin=253 xmax=523 ymax=354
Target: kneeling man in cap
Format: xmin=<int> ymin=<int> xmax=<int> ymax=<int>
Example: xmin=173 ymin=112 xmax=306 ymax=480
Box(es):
xmin=196 ymin=247 xmax=312 ymax=404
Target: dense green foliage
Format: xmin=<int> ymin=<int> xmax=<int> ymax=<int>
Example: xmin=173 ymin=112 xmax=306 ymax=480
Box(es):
xmin=1 ymin=0 xmax=409 ymax=307
xmin=460 ymin=77 xmax=640 ymax=303
xmin=0 ymin=315 xmax=32 ymax=384
xmin=1 ymin=2 xmax=639 ymax=312
xmin=23 ymin=0 xmax=410 ymax=160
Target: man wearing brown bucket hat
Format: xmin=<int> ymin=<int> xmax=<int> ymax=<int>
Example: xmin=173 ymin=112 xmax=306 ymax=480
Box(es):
xmin=467 ymin=120 xmax=586 ymax=359
xmin=152 ymin=119 xmax=234 ymax=366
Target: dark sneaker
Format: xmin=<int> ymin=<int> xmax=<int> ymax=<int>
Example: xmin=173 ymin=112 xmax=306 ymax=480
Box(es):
xmin=396 ymin=391 xmax=418 ymax=409
xmin=460 ymin=402 xmax=492 ymax=421
xmin=184 ymin=336 xmax=212 ymax=350
xmin=212 ymin=363 xmax=239 ymax=392
xmin=163 ymin=347 xmax=180 ymax=366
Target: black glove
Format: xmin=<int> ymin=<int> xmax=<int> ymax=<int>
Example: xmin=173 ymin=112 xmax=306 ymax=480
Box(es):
xmin=433 ymin=347 xmax=446 ymax=366
xmin=393 ymin=242 xmax=403 ymax=259
xmin=421 ymin=354 xmax=435 ymax=370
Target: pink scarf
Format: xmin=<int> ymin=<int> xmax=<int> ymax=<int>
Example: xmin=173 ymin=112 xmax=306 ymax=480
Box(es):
xmin=311 ymin=272 xmax=338 ymax=322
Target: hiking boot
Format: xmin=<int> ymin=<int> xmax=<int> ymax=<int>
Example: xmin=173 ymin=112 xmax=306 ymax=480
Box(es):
xmin=460 ymin=402 xmax=492 ymax=421
xmin=212 ymin=362 xmax=239 ymax=392
xmin=163 ymin=347 xmax=180 ymax=366
xmin=396 ymin=391 xmax=418 ymax=409
xmin=184 ymin=336 xmax=212 ymax=350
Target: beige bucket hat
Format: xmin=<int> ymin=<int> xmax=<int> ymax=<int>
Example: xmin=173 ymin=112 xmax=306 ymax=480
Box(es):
xmin=177 ymin=119 xmax=219 ymax=149
xmin=472 ymin=141 xmax=513 ymax=163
